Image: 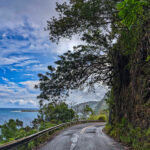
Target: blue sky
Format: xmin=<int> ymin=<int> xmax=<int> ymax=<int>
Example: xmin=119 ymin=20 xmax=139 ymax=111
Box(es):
xmin=0 ymin=0 xmax=107 ymax=108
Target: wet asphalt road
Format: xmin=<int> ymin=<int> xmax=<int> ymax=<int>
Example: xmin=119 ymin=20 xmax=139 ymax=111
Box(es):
xmin=38 ymin=123 xmax=127 ymax=150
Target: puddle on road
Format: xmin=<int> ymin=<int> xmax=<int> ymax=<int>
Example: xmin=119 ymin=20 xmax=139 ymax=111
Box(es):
xmin=63 ymin=133 xmax=74 ymax=136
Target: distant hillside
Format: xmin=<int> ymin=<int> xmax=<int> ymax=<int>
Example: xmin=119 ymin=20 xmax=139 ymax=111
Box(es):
xmin=73 ymin=95 xmax=108 ymax=114
xmin=94 ymin=98 xmax=108 ymax=114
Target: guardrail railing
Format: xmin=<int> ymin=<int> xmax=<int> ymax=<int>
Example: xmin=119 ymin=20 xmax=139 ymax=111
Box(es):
xmin=0 ymin=120 xmax=100 ymax=150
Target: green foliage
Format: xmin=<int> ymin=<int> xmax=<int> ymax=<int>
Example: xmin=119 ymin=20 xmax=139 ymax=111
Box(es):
xmin=82 ymin=105 xmax=94 ymax=117
xmin=0 ymin=119 xmax=23 ymax=143
xmin=115 ymin=0 xmax=149 ymax=59
xmin=39 ymin=122 xmax=56 ymax=131
xmin=105 ymin=119 xmax=150 ymax=150
xmin=88 ymin=113 xmax=107 ymax=122
xmin=145 ymin=55 xmax=150 ymax=62
xmin=88 ymin=114 xmax=98 ymax=120
xmin=0 ymin=118 xmax=58 ymax=145
xmin=36 ymin=0 xmax=117 ymax=104
xmin=25 ymin=129 xmax=38 ymax=137
xmin=117 ymin=0 xmax=148 ymax=29
xmin=98 ymin=114 xmax=107 ymax=122
xmin=47 ymin=0 xmax=117 ymax=43
xmin=105 ymin=124 xmax=112 ymax=132
xmin=38 ymin=102 xmax=75 ymax=123
xmin=0 ymin=119 xmax=38 ymax=144
xmin=146 ymin=128 xmax=150 ymax=136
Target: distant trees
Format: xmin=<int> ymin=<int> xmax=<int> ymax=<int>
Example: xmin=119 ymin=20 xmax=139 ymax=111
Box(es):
xmin=82 ymin=105 xmax=94 ymax=117
xmin=38 ymin=102 xmax=75 ymax=123
xmin=32 ymin=102 xmax=75 ymax=130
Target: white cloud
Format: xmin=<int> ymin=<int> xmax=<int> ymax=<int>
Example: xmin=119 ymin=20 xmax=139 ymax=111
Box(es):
xmin=0 ymin=56 xmax=30 ymax=66
xmin=15 ymin=60 xmax=39 ymax=67
xmin=0 ymin=0 xmax=108 ymax=108
xmin=24 ymin=74 xmax=34 ymax=76
xmin=0 ymin=0 xmax=83 ymax=56
xmin=67 ymin=85 xmax=108 ymax=104
xmin=9 ymin=68 xmax=19 ymax=71
xmin=0 ymin=0 xmax=60 ymax=29
xmin=20 ymin=80 xmax=39 ymax=91
xmin=26 ymin=64 xmax=48 ymax=72
xmin=2 ymin=77 xmax=9 ymax=82
xmin=52 ymin=35 xmax=85 ymax=54
xmin=10 ymin=99 xmax=37 ymax=106
xmin=0 ymin=78 xmax=39 ymax=107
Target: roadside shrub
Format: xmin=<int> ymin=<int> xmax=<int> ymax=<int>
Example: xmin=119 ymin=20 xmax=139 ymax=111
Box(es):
xmin=88 ymin=114 xmax=107 ymax=122
xmin=98 ymin=114 xmax=107 ymax=122
xmin=105 ymin=118 xmax=150 ymax=150
xmin=88 ymin=115 xmax=98 ymax=120
xmin=105 ymin=124 xmax=112 ymax=133
xmin=39 ymin=122 xmax=56 ymax=131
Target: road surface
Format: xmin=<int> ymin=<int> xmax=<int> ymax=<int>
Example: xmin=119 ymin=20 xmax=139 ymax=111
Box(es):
xmin=38 ymin=123 xmax=127 ymax=150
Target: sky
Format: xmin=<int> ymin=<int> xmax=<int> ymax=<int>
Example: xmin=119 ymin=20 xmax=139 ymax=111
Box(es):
xmin=0 ymin=0 xmax=107 ymax=108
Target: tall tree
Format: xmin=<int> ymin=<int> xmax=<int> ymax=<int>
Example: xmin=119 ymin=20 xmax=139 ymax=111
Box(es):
xmin=36 ymin=0 xmax=118 ymax=104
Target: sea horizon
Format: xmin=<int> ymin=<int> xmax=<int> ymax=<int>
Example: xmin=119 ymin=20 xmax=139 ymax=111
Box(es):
xmin=0 ymin=108 xmax=39 ymax=126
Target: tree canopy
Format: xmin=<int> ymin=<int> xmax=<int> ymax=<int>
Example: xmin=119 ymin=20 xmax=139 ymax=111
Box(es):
xmin=37 ymin=102 xmax=75 ymax=123
xmin=36 ymin=0 xmax=118 ymax=104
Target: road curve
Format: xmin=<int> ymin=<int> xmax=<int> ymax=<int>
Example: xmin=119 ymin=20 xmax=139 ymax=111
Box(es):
xmin=38 ymin=123 xmax=127 ymax=150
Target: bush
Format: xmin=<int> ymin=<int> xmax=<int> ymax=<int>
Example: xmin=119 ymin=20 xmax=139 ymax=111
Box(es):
xmin=88 ymin=114 xmax=107 ymax=122
xmin=98 ymin=114 xmax=107 ymax=122
xmin=39 ymin=122 xmax=56 ymax=131
xmin=88 ymin=115 xmax=98 ymax=120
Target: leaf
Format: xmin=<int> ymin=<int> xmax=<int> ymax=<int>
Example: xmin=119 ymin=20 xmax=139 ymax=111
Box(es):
xmin=117 ymin=2 xmax=125 ymax=9
xmin=146 ymin=55 xmax=150 ymax=62
xmin=117 ymin=0 xmax=148 ymax=29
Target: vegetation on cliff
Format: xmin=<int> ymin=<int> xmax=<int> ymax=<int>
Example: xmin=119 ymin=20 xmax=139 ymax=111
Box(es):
xmin=105 ymin=118 xmax=150 ymax=150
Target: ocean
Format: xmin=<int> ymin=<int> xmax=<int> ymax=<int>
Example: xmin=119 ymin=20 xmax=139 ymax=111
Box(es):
xmin=0 ymin=108 xmax=38 ymax=126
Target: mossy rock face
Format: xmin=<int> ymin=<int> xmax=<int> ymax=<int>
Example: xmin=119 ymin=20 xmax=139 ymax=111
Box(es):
xmin=111 ymin=15 xmax=150 ymax=129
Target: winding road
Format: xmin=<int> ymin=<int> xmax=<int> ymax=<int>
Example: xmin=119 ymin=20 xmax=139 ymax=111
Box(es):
xmin=38 ymin=123 xmax=127 ymax=150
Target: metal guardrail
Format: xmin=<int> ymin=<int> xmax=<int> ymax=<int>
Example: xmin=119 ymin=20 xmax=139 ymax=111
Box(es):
xmin=0 ymin=120 xmax=100 ymax=150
